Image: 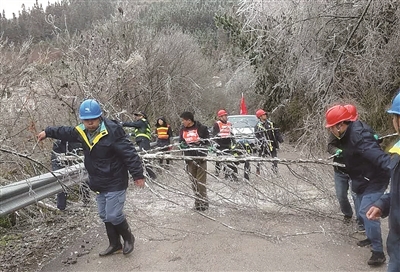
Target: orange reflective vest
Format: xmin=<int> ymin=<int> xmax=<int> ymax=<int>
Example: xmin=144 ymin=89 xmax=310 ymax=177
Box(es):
xmin=156 ymin=125 xmax=170 ymax=140
xmin=217 ymin=121 xmax=232 ymax=138
xmin=182 ymin=129 xmax=200 ymax=144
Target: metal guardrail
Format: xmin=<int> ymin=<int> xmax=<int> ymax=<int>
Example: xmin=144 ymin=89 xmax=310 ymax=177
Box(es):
xmin=0 ymin=136 xmax=260 ymax=217
xmin=0 ymin=138 xmax=180 ymax=217
xmin=0 ymin=163 xmax=88 ymax=217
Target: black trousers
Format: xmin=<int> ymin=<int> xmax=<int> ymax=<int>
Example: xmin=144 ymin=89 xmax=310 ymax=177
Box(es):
xmin=256 ymin=147 xmax=278 ymax=171
xmin=215 ymin=148 xmax=237 ymax=176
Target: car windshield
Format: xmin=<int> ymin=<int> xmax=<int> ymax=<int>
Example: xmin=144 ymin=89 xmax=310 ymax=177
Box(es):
xmin=228 ymin=115 xmax=258 ymax=128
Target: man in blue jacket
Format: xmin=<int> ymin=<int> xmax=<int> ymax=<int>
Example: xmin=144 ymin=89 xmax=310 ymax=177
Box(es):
xmin=325 ymin=105 xmax=390 ymax=266
xmin=37 ymin=99 xmax=145 ymax=257
xmin=367 ymin=92 xmax=400 ymax=271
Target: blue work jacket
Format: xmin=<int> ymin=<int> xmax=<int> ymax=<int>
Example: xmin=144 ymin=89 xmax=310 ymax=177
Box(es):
xmin=338 ymin=121 xmax=390 ymax=194
xmin=45 ymin=117 xmax=144 ymax=193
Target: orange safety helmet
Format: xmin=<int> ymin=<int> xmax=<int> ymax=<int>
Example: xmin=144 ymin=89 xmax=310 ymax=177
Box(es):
xmin=217 ymin=109 xmax=228 ymax=117
xmin=325 ymin=105 xmax=353 ymax=128
xmin=344 ymin=104 xmax=358 ymax=121
xmin=256 ymin=109 xmax=266 ymax=118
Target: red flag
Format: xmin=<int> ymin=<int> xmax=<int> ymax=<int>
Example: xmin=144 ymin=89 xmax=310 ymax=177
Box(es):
xmin=240 ymin=93 xmax=248 ymax=115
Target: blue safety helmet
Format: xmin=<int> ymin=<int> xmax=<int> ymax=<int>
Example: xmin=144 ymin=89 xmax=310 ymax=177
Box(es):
xmin=79 ymin=99 xmax=102 ymax=119
xmin=387 ymin=92 xmax=400 ymax=115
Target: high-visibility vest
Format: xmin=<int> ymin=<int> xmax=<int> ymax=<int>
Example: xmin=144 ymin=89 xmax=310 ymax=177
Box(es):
xmin=156 ymin=125 xmax=170 ymax=140
xmin=257 ymin=121 xmax=274 ymax=151
xmin=134 ymin=118 xmax=152 ymax=139
xmin=182 ymin=129 xmax=200 ymax=144
xmin=217 ymin=121 xmax=232 ymax=138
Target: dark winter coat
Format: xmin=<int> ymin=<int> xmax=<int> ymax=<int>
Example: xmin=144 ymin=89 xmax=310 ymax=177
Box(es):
xmin=374 ymin=154 xmax=400 ymax=226
xmin=374 ymin=150 xmax=400 ymax=269
xmin=254 ymin=119 xmax=283 ymax=152
xmin=122 ymin=118 xmax=152 ymax=143
xmin=45 ymin=117 xmax=144 ymax=193
xmin=179 ymin=121 xmax=210 ymax=157
xmin=327 ymin=133 xmax=348 ymax=173
xmin=337 ymin=120 xmax=390 ymax=194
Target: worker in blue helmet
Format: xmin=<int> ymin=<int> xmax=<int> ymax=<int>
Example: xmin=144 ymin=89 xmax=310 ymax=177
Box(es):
xmin=367 ymin=92 xmax=400 ymax=271
xmin=37 ymin=99 xmax=145 ymax=257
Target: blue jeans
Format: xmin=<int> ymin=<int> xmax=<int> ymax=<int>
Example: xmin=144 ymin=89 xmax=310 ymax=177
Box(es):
xmin=96 ymin=190 xmax=126 ymax=225
xmin=353 ymin=193 xmax=364 ymax=227
xmin=334 ymin=170 xmax=354 ymax=218
xmin=358 ymin=191 xmax=385 ymax=252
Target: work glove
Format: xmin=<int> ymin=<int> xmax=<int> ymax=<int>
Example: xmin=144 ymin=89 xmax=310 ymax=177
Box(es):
xmin=374 ymin=134 xmax=383 ymax=143
xmin=179 ymin=142 xmax=189 ymax=149
xmin=208 ymin=143 xmax=219 ymax=153
xmin=335 ymin=149 xmax=343 ymax=157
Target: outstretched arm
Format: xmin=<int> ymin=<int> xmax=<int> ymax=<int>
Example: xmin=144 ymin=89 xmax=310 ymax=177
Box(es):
xmin=37 ymin=126 xmax=79 ymax=143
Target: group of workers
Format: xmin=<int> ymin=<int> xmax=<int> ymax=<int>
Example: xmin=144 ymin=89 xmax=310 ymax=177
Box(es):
xmin=179 ymin=108 xmax=283 ymax=211
xmin=120 ymin=111 xmax=174 ymax=179
xmin=324 ymin=93 xmax=400 ymax=270
xmin=211 ymin=108 xmax=283 ymax=181
xmin=37 ymin=94 xmax=400 ymax=270
xmin=38 ymin=99 xmax=283 ymax=257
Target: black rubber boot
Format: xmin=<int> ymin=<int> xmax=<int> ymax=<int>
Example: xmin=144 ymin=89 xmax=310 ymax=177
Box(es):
xmin=115 ymin=219 xmax=135 ymax=255
xmin=99 ymin=222 xmax=122 ymax=256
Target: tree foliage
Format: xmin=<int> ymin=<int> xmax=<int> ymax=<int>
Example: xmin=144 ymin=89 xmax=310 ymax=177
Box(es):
xmin=0 ymin=0 xmax=250 ymax=183
xmin=0 ymin=0 xmax=115 ymax=43
xmin=216 ymin=0 xmax=400 ymax=149
xmin=3 ymin=0 xmax=400 ymax=182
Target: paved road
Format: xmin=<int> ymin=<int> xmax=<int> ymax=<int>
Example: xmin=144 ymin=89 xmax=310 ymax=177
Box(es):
xmin=40 ymin=153 xmax=390 ymax=272
xmin=40 ymin=208 xmax=388 ymax=272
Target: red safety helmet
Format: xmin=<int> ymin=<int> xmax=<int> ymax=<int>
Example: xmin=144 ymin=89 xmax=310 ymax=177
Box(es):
xmin=256 ymin=109 xmax=266 ymax=118
xmin=344 ymin=104 xmax=358 ymax=121
xmin=325 ymin=105 xmax=353 ymax=128
xmin=217 ymin=109 xmax=228 ymax=117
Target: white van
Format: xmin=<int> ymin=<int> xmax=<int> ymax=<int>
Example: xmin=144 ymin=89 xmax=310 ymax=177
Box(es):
xmin=227 ymin=114 xmax=259 ymax=147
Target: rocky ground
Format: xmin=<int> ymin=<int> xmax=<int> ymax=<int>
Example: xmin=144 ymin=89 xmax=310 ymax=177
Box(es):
xmin=0 ymin=201 xmax=98 ymax=272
